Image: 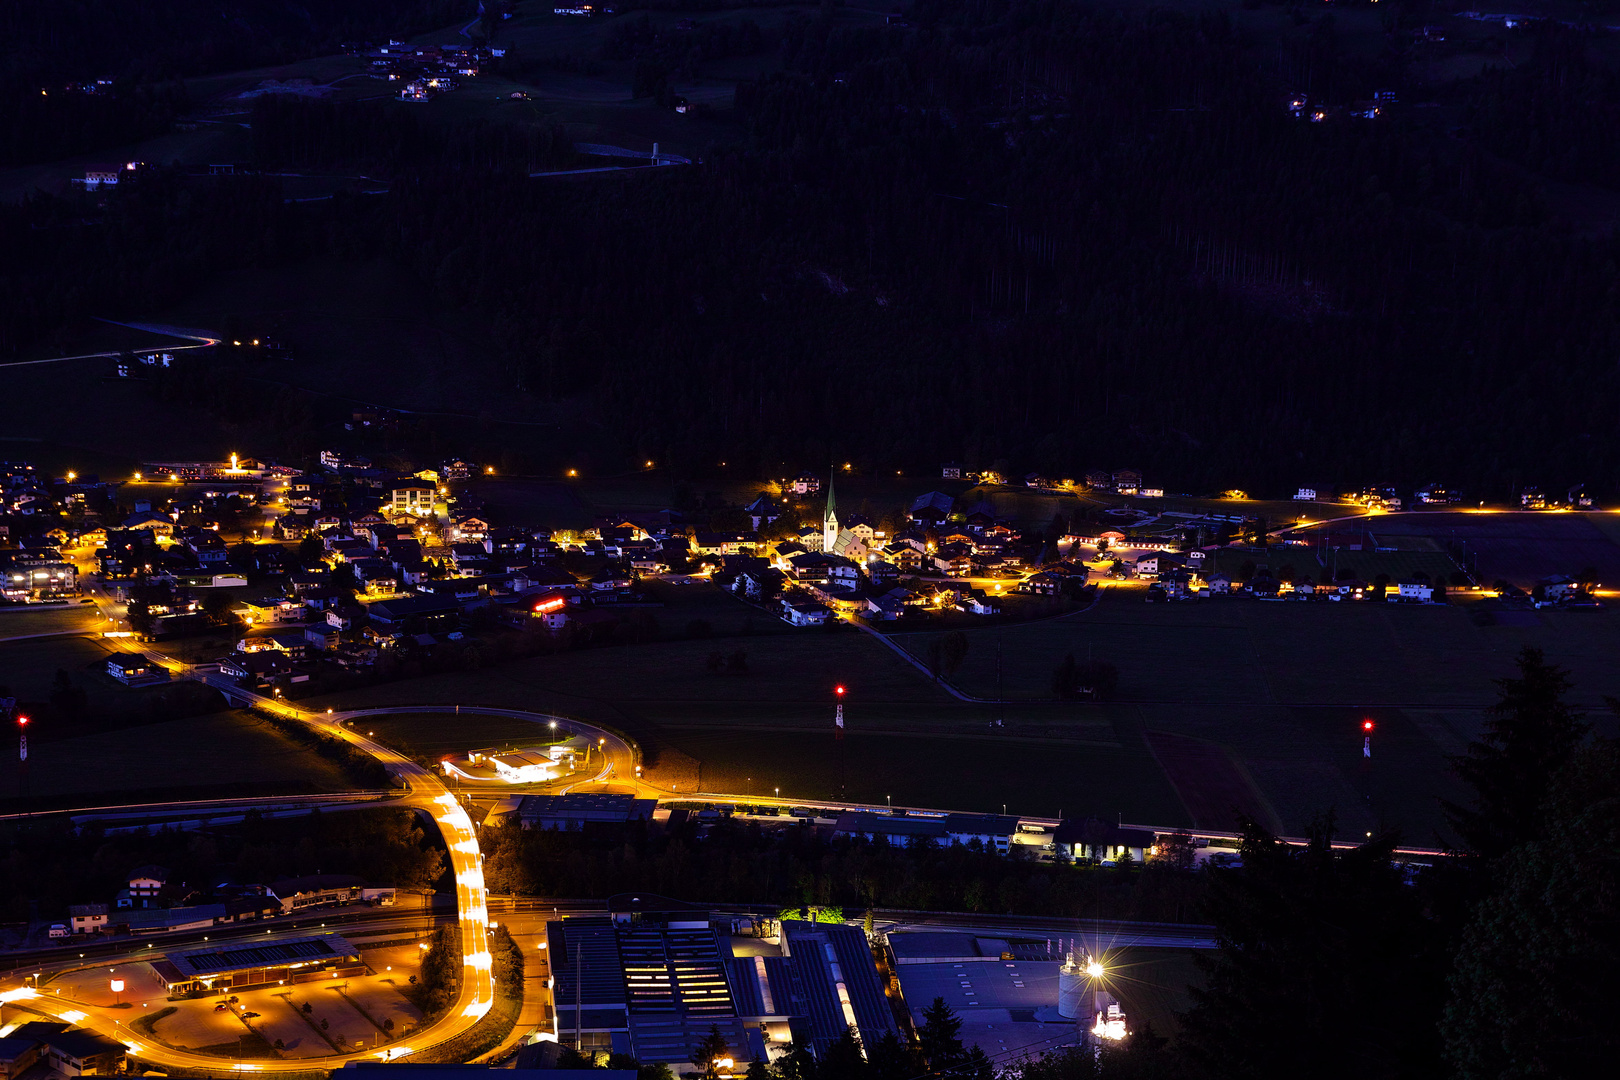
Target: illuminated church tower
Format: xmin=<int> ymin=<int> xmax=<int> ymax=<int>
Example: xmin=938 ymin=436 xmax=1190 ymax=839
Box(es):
xmin=824 ymin=475 xmax=839 ymax=553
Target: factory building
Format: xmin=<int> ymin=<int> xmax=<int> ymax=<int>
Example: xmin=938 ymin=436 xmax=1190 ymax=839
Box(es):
xmin=546 ymin=907 xmax=895 ymax=1066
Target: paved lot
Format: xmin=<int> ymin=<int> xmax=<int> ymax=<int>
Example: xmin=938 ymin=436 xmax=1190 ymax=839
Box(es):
xmin=43 ymin=946 xmax=424 ymax=1060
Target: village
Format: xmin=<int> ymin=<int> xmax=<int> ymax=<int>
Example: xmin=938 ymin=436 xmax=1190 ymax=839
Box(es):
xmin=1 ymin=446 xmax=1609 ymax=698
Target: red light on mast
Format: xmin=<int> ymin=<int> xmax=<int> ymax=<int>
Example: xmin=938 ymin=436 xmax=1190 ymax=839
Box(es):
xmin=835 ymin=685 xmax=845 ymax=696
xmin=1362 ymin=720 xmax=1374 ymax=732
xmin=15 ymin=716 xmax=26 ymax=726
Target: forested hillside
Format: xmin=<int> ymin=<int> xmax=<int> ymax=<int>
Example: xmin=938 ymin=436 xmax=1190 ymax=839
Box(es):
xmin=0 ymin=0 xmax=466 ymax=165
xmin=6 ymin=1 xmax=1620 ymax=495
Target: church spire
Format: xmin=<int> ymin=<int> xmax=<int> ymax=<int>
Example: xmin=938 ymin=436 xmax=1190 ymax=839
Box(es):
xmin=824 ymin=471 xmax=839 ymax=552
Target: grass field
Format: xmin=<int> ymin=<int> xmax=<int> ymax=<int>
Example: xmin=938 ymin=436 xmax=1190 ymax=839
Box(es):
xmin=357 ymin=711 xmax=562 ymax=760
xmin=0 ymin=633 xmax=134 ymax=711
xmin=647 ymin=724 xmax=1182 ymax=821
xmin=0 ymin=709 xmax=356 ymax=803
xmin=0 ymin=605 xmax=101 ymax=639
xmin=303 ymin=574 xmax=1620 ymax=840
xmin=891 ymin=590 xmax=1620 ymax=708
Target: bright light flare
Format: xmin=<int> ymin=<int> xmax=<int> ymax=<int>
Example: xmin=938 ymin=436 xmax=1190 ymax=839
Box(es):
xmin=1085 ymin=961 xmax=1105 ymax=979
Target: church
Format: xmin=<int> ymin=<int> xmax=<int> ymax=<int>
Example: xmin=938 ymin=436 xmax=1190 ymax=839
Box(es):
xmin=821 ymin=476 xmax=868 ymax=562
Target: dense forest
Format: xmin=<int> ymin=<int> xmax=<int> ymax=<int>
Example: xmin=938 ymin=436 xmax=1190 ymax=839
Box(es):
xmin=7 ymin=1 xmax=1620 ymax=493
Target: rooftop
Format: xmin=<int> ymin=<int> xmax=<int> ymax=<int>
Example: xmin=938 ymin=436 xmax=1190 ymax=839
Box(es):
xmin=166 ymin=933 xmax=360 ymax=979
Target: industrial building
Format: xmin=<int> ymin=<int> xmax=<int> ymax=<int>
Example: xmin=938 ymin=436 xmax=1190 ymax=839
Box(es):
xmin=886 ymin=932 xmax=1085 ymax=1060
xmin=832 ymin=811 xmax=1021 ymax=853
xmin=148 ymin=933 xmax=364 ymax=995
xmin=516 ymin=793 xmax=656 ymax=831
xmin=546 ymin=909 xmax=895 ymax=1065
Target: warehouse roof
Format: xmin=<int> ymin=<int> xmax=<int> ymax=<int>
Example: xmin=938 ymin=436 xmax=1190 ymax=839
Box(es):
xmin=168 ymin=933 xmax=360 ymax=978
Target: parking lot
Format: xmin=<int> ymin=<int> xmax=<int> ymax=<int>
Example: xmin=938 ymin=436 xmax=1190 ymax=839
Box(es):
xmin=47 ymin=945 xmax=424 ymax=1060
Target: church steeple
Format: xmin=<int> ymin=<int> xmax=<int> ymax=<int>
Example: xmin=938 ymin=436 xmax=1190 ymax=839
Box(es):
xmin=824 ymin=472 xmax=839 ymax=552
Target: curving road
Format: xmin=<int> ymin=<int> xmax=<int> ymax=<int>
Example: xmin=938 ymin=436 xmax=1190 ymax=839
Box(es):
xmin=4 ymin=669 xmax=496 ymax=1073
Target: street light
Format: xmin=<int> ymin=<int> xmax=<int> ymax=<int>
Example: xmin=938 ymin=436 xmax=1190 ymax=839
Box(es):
xmin=110 ymin=979 xmax=124 ymax=1005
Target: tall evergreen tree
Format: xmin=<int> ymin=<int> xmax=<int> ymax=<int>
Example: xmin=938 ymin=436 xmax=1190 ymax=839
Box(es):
xmin=867 ymin=1030 xmax=921 ymax=1080
xmin=1444 ymin=738 xmax=1620 ymax=1078
xmin=1177 ymin=819 xmax=1446 ymax=1079
xmin=819 ymin=1028 xmax=870 ymax=1080
xmin=918 ymin=997 xmax=965 ymax=1072
xmin=1443 ymin=647 xmax=1590 ymax=859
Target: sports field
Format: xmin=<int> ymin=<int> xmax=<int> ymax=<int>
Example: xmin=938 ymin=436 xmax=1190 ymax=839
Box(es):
xmin=1293 ymin=511 xmax=1620 ymax=588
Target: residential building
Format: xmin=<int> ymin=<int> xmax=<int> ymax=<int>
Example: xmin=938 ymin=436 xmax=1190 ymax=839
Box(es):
xmin=390 ymin=484 xmax=437 ymax=516
xmin=787 ymin=472 xmax=822 ymax=496
xmin=7 ymin=1022 xmax=125 ymax=1077
xmin=68 ymin=903 xmax=109 ymax=935
xmin=1394 ymin=581 xmax=1433 ymax=603
xmin=117 ymin=865 xmax=169 ymax=909
xmin=105 ymin=653 xmax=166 ymax=686
xmin=782 ymin=601 xmax=832 ymax=626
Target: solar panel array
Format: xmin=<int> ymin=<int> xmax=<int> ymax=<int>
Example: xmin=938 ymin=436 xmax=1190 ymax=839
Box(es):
xmin=176 ymin=935 xmax=349 ymax=976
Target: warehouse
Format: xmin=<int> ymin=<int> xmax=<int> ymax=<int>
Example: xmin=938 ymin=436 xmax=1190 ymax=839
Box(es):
xmin=148 ymin=933 xmax=364 ymax=995
xmin=546 ymin=910 xmax=895 ymax=1066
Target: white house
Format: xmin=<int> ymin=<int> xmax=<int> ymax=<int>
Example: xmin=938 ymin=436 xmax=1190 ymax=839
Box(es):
xmin=1394 ymin=581 xmax=1433 ymax=603
xmin=70 ymin=903 xmax=110 ymax=934
xmin=783 ymin=601 xmax=832 ymax=626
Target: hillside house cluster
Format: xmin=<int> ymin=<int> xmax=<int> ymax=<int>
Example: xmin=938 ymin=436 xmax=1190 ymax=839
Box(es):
xmin=355 ymin=39 xmax=504 ymax=87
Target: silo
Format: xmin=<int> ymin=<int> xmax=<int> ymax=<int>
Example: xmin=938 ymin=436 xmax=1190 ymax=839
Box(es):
xmin=1057 ymin=964 xmax=1085 ymax=1019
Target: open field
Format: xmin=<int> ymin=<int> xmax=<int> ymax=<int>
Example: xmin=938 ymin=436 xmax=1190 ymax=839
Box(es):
xmin=653 ymin=724 xmax=1182 ymax=822
xmin=358 ymin=711 xmax=562 ymax=760
xmin=0 ymin=604 xmax=100 ymax=639
xmin=308 ymin=572 xmax=1620 ymax=840
xmin=0 ymin=632 xmax=129 ymax=705
xmin=0 ymin=708 xmax=357 ymax=803
xmin=891 ymin=590 xmax=1620 ymax=707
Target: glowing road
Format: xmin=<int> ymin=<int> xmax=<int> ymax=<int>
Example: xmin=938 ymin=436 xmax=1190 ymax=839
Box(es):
xmin=3 ymin=674 xmax=496 ymax=1073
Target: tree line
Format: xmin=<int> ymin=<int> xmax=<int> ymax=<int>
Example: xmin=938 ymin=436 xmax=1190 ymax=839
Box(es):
xmin=0 ymin=805 xmax=446 ymax=922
